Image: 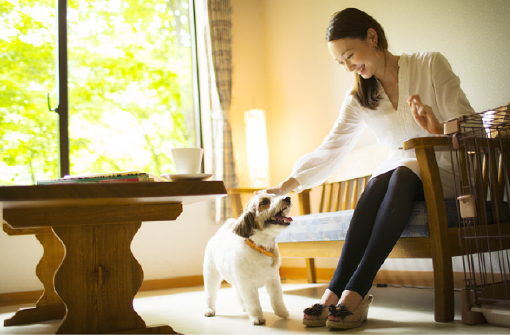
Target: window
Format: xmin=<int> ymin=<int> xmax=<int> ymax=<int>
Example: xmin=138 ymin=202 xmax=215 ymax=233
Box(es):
xmin=0 ymin=0 xmax=198 ymax=185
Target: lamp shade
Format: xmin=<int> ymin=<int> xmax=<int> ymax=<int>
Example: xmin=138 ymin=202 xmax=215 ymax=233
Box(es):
xmin=245 ymin=109 xmax=270 ymax=188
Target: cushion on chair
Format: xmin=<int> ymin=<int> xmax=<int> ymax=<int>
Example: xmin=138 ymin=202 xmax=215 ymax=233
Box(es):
xmin=276 ymin=200 xmax=459 ymax=243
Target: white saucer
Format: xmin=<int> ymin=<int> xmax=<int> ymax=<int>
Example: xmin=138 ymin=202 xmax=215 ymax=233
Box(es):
xmin=161 ymin=173 xmax=213 ymax=181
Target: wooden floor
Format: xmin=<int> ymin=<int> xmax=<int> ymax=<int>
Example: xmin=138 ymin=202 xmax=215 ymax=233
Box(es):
xmin=0 ymin=280 xmax=508 ymax=334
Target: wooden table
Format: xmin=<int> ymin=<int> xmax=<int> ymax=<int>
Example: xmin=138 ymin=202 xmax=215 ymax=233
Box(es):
xmin=0 ymin=181 xmax=227 ymax=334
xmin=2 ymin=224 xmax=66 ymax=327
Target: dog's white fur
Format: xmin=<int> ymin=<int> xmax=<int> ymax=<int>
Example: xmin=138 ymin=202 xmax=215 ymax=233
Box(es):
xmin=203 ymin=194 xmax=292 ymax=325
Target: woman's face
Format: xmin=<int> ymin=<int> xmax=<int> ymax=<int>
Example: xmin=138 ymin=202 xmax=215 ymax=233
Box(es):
xmin=327 ymin=31 xmax=382 ymax=79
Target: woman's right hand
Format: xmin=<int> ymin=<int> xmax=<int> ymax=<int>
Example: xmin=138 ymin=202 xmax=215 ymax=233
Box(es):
xmin=258 ymin=177 xmax=300 ymax=196
xmin=408 ymin=94 xmax=443 ymax=134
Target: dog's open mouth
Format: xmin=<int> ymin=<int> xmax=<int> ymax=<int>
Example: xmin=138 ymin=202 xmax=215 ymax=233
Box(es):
xmin=268 ymin=208 xmax=293 ymax=225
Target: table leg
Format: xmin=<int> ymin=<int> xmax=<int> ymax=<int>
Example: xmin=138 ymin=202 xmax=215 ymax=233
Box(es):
xmin=52 ymin=222 xmax=177 ymax=334
xmin=3 ymin=228 xmax=66 ymax=327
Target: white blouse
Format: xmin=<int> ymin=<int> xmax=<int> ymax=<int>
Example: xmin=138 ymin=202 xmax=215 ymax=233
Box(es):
xmin=290 ymin=52 xmax=475 ymax=198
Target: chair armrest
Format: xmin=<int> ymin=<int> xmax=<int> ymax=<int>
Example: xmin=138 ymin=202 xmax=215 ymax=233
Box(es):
xmin=403 ymin=136 xmax=450 ymax=151
xmin=227 ymin=187 xmax=265 ymax=194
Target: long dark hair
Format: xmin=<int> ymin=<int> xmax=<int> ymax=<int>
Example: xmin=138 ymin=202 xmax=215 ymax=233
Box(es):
xmin=326 ymin=8 xmax=388 ymax=110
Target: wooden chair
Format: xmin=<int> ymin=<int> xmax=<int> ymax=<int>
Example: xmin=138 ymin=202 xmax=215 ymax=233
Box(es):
xmin=275 ymin=175 xmax=371 ymax=284
xmin=228 ymin=136 xmax=510 ymax=322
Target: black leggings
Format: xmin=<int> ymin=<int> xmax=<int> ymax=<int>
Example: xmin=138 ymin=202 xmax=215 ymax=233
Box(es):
xmin=328 ymin=166 xmax=425 ymax=298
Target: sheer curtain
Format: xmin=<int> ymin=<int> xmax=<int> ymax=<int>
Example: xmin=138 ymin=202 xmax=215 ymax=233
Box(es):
xmin=195 ymin=0 xmax=238 ymax=221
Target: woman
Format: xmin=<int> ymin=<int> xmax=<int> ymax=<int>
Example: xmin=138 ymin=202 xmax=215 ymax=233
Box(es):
xmin=263 ymin=8 xmax=474 ymax=330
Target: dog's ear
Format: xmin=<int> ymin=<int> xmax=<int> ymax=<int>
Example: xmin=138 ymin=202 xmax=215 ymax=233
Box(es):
xmin=233 ymin=211 xmax=255 ymax=238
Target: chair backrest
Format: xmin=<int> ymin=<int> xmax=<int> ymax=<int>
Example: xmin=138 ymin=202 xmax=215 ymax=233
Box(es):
xmin=227 ymin=175 xmax=371 ymax=218
xmin=316 ymin=175 xmax=371 ymax=213
xmin=294 ymin=175 xmax=371 ymax=216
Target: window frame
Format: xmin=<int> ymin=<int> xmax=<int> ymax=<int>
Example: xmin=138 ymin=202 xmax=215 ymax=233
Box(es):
xmin=53 ymin=0 xmax=201 ymax=177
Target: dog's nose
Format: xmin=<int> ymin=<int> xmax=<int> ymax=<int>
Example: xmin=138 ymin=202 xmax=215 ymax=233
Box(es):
xmin=283 ymin=196 xmax=291 ymax=204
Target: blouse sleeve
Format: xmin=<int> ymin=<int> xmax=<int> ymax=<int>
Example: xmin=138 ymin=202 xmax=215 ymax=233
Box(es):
xmin=289 ymin=92 xmax=366 ymax=192
xmin=430 ymin=52 xmax=475 ymax=122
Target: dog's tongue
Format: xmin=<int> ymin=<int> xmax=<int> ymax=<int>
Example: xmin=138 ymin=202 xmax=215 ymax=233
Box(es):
xmin=275 ymin=215 xmax=293 ymax=223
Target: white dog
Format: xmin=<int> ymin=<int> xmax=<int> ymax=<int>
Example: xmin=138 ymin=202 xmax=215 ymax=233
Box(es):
xmin=203 ymin=194 xmax=293 ymax=325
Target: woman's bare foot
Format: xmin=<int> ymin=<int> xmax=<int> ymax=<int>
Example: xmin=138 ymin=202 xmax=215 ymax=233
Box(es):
xmin=328 ymin=290 xmax=362 ymax=321
xmin=303 ymin=289 xmax=339 ymax=321
xmin=321 ymin=289 xmax=340 ymax=306
xmin=340 ymin=290 xmax=363 ymax=311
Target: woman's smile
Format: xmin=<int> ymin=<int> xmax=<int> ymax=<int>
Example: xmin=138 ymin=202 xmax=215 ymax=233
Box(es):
xmin=357 ymin=65 xmax=366 ymax=76
xmin=327 ymin=37 xmax=379 ymax=79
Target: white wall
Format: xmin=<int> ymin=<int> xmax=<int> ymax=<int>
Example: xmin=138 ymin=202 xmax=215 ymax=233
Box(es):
xmin=0 ymin=228 xmax=43 ymax=293
xmin=231 ymin=0 xmax=510 ymax=185
xmin=230 ymin=0 xmax=510 ymax=270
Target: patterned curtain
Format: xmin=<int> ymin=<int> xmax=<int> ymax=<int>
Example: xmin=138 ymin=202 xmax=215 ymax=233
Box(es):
xmin=207 ymin=0 xmax=238 ymax=220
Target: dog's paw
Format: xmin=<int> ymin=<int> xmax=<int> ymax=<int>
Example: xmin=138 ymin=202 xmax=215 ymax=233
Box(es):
xmin=204 ymin=308 xmax=216 ymax=317
xmin=275 ymin=308 xmax=289 ymax=319
xmin=250 ymin=316 xmax=266 ymax=325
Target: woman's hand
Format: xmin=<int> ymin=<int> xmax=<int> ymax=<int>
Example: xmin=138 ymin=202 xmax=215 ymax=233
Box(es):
xmin=258 ymin=178 xmax=300 ymax=196
xmin=408 ymin=94 xmax=443 ymax=135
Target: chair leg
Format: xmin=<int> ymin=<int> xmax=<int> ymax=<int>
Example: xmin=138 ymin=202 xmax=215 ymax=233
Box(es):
xmin=431 ymin=255 xmax=455 ymax=322
xmin=305 ymin=258 xmax=317 ymax=283
xmin=414 ymin=146 xmax=454 ymax=322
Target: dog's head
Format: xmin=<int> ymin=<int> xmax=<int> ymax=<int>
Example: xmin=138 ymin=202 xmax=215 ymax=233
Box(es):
xmin=233 ymin=194 xmax=293 ymax=238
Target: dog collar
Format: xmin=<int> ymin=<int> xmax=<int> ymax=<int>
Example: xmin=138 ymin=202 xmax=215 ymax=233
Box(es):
xmin=246 ymin=239 xmax=274 ymax=257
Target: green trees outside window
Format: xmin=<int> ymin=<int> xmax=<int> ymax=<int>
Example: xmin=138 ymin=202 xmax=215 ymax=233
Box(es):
xmin=0 ymin=0 xmax=197 ymax=185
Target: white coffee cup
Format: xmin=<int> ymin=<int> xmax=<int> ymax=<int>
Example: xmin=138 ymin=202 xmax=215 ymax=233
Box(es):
xmin=171 ymin=148 xmax=203 ymax=174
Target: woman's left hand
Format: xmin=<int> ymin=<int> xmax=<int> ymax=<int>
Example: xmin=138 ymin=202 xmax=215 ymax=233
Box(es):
xmin=408 ymin=94 xmax=443 ymax=135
